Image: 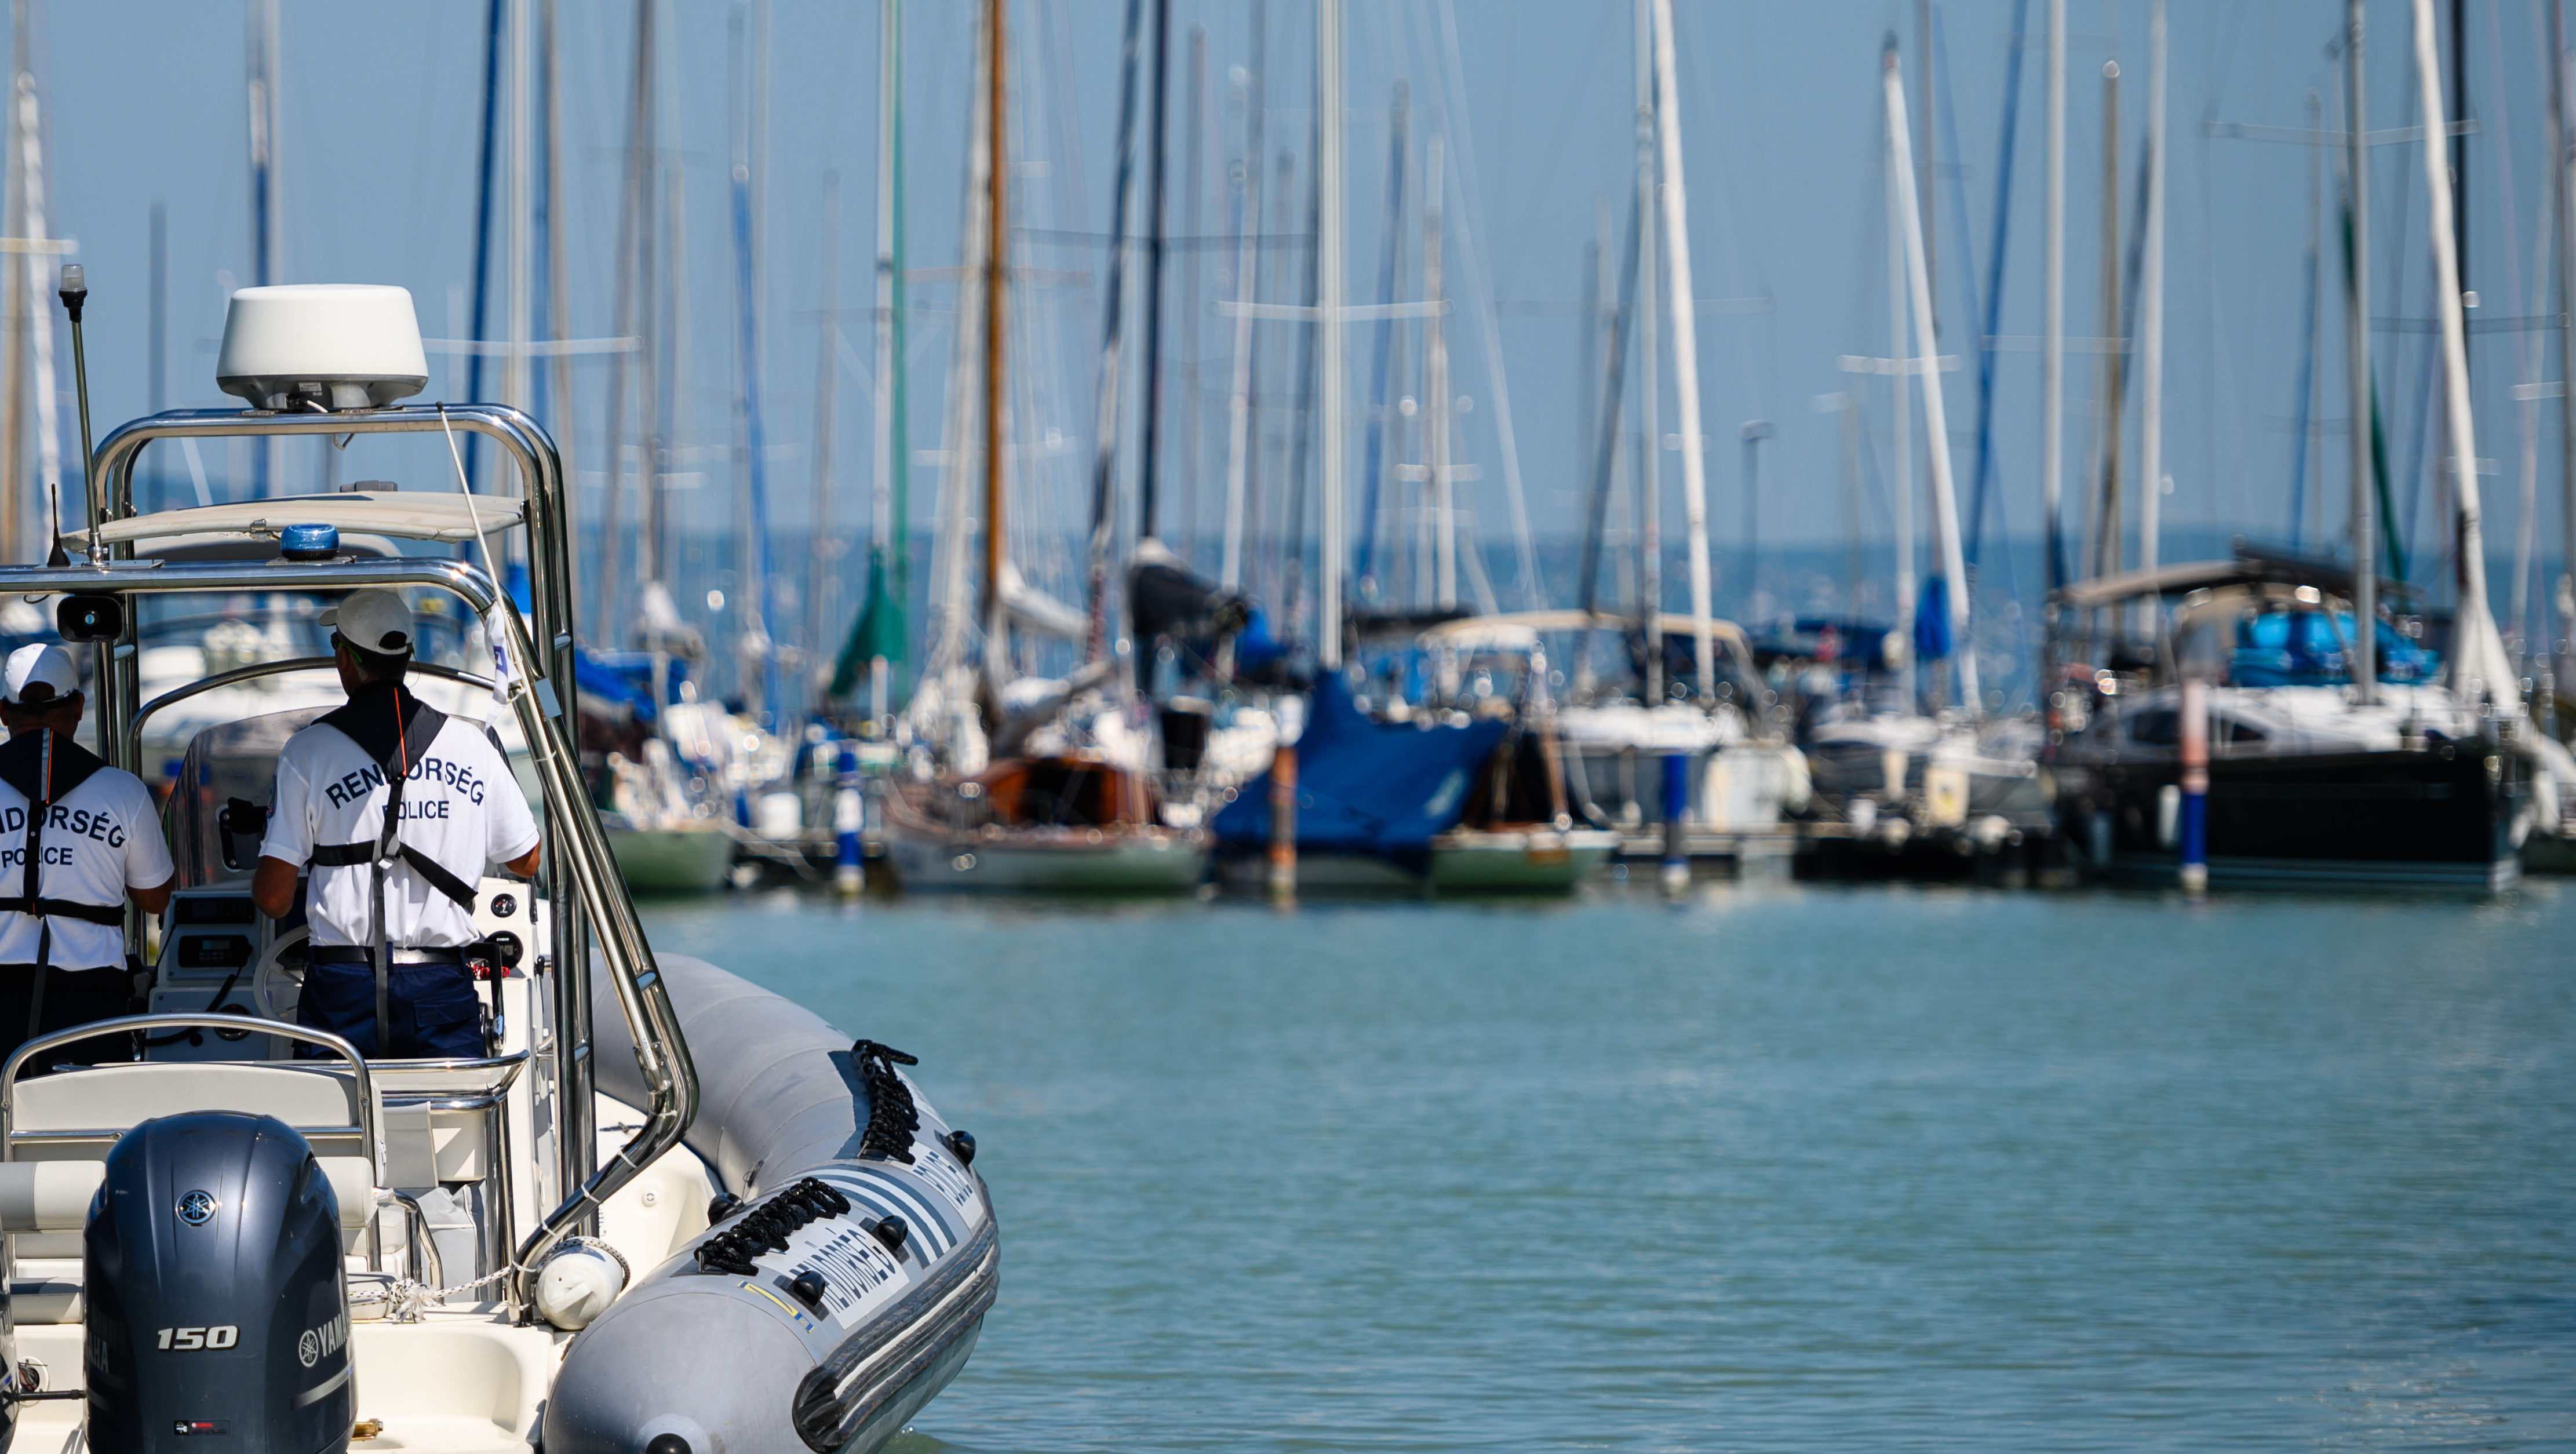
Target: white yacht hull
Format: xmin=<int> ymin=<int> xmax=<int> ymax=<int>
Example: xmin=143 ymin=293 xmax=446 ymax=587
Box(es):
xmin=606 ymin=823 xmax=736 ymax=894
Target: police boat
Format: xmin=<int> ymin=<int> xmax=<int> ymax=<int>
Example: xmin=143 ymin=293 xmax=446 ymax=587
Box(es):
xmin=0 ymin=282 xmax=996 ymax=1454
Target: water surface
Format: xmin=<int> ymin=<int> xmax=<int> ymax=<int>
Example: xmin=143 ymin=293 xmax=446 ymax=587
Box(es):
xmin=640 ymin=878 xmax=2576 ymax=1452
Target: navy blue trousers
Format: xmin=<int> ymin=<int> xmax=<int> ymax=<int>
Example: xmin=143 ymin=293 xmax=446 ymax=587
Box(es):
xmin=0 ymin=963 xmax=136 ymax=1070
xmin=295 ymin=959 xmax=487 ymax=1059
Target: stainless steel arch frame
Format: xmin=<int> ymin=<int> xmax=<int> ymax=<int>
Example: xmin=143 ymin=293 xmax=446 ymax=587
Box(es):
xmin=89 ymin=405 xmax=590 ymax=1248
xmin=129 ymin=655 xmax=497 ymax=768
xmin=0 ymin=550 xmax=698 ymax=1315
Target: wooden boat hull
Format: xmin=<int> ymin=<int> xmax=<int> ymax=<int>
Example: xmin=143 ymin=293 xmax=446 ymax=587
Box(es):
xmin=605 ymin=823 xmax=736 ymax=894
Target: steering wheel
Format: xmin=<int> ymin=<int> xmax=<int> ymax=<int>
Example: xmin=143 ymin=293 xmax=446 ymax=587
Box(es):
xmin=253 ymin=924 xmax=312 ymax=1023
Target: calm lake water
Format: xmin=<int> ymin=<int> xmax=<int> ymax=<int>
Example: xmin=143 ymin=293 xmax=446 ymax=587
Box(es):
xmin=639 ymin=876 xmax=2576 ymax=1452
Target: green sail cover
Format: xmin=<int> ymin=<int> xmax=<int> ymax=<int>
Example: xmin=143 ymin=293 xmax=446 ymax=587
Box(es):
xmin=829 ymin=546 xmax=906 ymax=699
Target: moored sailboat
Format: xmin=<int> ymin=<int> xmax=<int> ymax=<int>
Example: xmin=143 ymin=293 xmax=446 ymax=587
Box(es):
xmin=2047 ymin=6 xmax=2529 ymax=891
xmin=884 ymin=0 xmax=1211 ymax=894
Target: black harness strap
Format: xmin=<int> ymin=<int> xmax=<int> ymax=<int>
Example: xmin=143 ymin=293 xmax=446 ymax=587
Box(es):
xmin=309 ymin=839 xmax=479 ymax=909
xmin=0 ymin=900 xmax=123 ymax=927
xmin=0 ymin=728 xmax=117 ymax=1036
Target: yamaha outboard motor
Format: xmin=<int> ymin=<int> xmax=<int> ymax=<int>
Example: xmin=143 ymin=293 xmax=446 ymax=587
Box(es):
xmin=83 ymin=1112 xmax=355 ymax=1454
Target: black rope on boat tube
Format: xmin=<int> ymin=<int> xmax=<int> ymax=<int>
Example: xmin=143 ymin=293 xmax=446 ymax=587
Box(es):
xmin=852 ymin=1039 xmax=921 ymax=1164
xmin=694 ymin=1176 xmax=852 ymax=1276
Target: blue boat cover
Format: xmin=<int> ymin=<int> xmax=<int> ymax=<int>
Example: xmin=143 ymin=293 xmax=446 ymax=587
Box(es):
xmin=576 ymin=647 xmax=690 ymax=724
xmin=1214 ymin=673 xmax=1507 ymax=867
xmin=2230 ymin=608 xmax=2439 ymax=687
xmin=1913 ymin=576 xmax=1952 ymax=662
xmin=1231 ymin=606 xmax=1288 ymax=675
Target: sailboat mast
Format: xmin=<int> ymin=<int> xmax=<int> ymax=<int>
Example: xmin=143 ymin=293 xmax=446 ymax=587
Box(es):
xmin=605 ymin=0 xmax=654 ymax=634
xmin=2553 ymin=2 xmax=2575 ymax=719
xmin=656 ymin=149 xmax=686 ymax=590
xmin=250 ymin=0 xmax=279 ymax=287
xmin=1083 ymin=0 xmax=1149 ymax=664
xmin=1 ymin=0 xmax=21 ymax=560
xmin=1354 ymin=83 xmax=1407 ymax=600
xmin=1889 ymin=41 xmax=1977 ymax=710
xmin=1915 ymin=0 xmax=1936 ymax=331
xmin=1888 ymin=71 xmax=1916 ymax=701
xmin=872 ymin=0 xmax=906 ymax=720
xmin=1180 ymin=25 xmax=1207 ymax=556
xmin=1316 ymin=0 xmax=1346 ymax=669
xmin=1136 ymin=0 xmax=1171 ymax=545
xmin=464 ymin=0 xmax=501 ymax=487
xmin=2348 ymin=0 xmax=2376 ymax=702
xmin=249 ymin=0 xmax=283 ymax=494
xmin=1634 ymin=0 xmax=1661 ymax=701
xmin=541 ymin=0 xmax=578 ymax=614
xmin=1218 ymin=0 xmax=1265 ymax=592
xmin=809 ymin=170 xmax=841 ymax=697
xmin=1576 ymin=191 xmax=1641 ymax=648
xmin=148 ymin=201 xmax=165 ymax=416
xmin=2409 ymin=0 xmax=2515 ymax=704
xmin=1426 ymin=134 xmax=1453 ymax=613
xmin=1648 ymin=0 xmax=1714 ymax=699
xmin=2137 ymin=0 xmax=2166 ymax=578
xmin=730 ymin=4 xmax=782 ymax=724
xmin=507 ymin=0 xmax=531 ymax=418
xmin=923 ymin=75 xmax=984 ymax=694
xmin=980 ymin=0 xmax=1007 ymax=666
xmin=13 ymin=10 xmax=56 ymax=548
xmin=2091 ymin=60 xmax=2120 ymax=585
xmin=2043 ymin=0 xmax=2066 ymax=590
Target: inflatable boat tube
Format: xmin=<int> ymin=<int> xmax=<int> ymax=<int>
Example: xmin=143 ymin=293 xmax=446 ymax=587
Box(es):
xmin=543 ymin=954 xmax=999 ymax=1454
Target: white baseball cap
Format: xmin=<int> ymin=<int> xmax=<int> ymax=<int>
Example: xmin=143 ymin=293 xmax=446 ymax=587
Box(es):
xmin=3 ymin=643 xmax=77 ymax=705
xmin=322 ymin=588 xmax=416 ymax=657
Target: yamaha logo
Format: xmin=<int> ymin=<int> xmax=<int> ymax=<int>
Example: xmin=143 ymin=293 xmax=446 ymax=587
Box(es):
xmin=297 ymin=1313 xmax=348 ymax=1370
xmin=176 ymin=1190 xmax=217 ymax=1227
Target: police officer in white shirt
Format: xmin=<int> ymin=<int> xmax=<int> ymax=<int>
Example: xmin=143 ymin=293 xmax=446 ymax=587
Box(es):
xmin=0 ymin=642 xmax=177 ymax=1066
xmin=252 ymin=588 xmax=541 ymax=1058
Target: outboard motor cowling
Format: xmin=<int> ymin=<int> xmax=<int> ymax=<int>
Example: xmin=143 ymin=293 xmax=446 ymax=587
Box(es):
xmin=83 ymin=1112 xmax=355 ymax=1454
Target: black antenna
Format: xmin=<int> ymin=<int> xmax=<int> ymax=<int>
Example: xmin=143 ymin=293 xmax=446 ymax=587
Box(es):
xmin=53 ymin=263 xmax=90 ymax=567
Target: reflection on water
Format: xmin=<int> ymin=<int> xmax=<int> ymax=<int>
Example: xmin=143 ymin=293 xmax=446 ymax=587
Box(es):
xmin=642 ymin=879 xmax=2576 ymax=1452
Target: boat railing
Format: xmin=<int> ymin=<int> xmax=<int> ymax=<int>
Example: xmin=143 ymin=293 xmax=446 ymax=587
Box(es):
xmin=0 ymin=1014 xmax=385 ymax=1289
xmin=0 ymin=1020 xmax=544 ymax=1299
xmin=0 ymin=1013 xmax=381 ymax=1170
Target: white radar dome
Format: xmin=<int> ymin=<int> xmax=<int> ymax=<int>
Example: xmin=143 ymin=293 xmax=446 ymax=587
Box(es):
xmin=216 ymin=283 xmax=429 ymax=411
